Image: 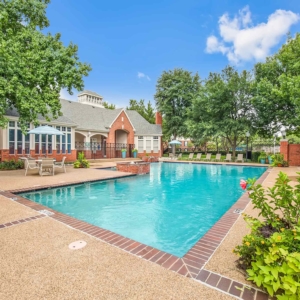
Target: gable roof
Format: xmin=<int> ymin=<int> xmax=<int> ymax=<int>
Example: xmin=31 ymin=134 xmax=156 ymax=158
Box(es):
xmin=125 ymin=110 xmax=162 ymax=135
xmin=60 ymin=99 xmax=122 ymax=131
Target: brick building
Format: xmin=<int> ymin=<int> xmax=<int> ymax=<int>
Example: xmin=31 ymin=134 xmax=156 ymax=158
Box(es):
xmin=0 ymin=91 xmax=163 ymax=161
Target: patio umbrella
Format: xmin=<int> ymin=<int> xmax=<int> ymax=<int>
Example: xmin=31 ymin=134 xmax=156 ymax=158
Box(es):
xmin=169 ymin=140 xmax=182 ymax=155
xmin=27 ymin=125 xmax=64 ymax=135
xmin=27 ymin=125 xmax=64 ymax=156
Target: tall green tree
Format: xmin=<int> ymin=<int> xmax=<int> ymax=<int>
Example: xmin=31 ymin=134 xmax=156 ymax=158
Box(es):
xmin=0 ymin=0 xmax=91 ymax=132
xmin=126 ymin=99 xmax=155 ymax=124
xmin=252 ymin=34 xmax=300 ymax=135
xmin=189 ymin=66 xmax=253 ymax=159
xmin=103 ymin=101 xmax=116 ymax=110
xmin=154 ymin=68 xmax=201 ymax=139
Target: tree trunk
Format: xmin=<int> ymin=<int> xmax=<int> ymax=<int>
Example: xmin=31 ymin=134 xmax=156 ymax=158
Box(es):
xmin=231 ymin=137 xmax=237 ymax=160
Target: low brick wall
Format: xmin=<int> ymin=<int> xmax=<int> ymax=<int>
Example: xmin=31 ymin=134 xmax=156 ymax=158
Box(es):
xmin=116 ymin=162 xmax=150 ymax=174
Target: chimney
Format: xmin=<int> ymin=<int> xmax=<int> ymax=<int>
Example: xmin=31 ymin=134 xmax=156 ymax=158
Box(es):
xmin=155 ymin=112 xmax=162 ymax=125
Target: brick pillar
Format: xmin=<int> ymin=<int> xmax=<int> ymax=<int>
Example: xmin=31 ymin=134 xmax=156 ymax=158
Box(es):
xmin=280 ymin=139 xmax=289 ymax=161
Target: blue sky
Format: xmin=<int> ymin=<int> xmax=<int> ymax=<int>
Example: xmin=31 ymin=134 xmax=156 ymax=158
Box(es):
xmin=45 ymin=0 xmax=300 ymax=107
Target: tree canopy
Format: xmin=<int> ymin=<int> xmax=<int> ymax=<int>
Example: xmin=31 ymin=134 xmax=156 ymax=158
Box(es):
xmin=154 ymin=68 xmax=201 ymax=140
xmin=252 ymin=34 xmax=300 ymax=136
xmin=126 ymin=99 xmax=155 ymax=124
xmin=103 ymin=101 xmax=116 ymax=110
xmin=189 ymin=66 xmax=253 ymax=158
xmin=0 ymin=0 xmax=91 ymax=132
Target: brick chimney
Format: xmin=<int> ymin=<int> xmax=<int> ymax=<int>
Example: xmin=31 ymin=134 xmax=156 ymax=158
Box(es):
xmin=155 ymin=112 xmax=162 ymax=125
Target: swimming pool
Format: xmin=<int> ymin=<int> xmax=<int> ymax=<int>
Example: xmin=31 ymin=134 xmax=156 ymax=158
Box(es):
xmin=21 ymin=163 xmax=266 ymax=257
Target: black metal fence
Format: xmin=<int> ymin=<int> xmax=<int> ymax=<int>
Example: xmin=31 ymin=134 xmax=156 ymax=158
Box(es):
xmin=75 ymin=142 xmax=135 ymax=159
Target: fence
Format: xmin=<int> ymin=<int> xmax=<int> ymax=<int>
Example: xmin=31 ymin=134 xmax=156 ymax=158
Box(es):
xmin=75 ymin=142 xmax=135 ymax=159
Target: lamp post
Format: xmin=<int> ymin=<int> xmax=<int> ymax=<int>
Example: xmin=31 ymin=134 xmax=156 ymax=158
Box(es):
xmin=281 ymin=130 xmax=286 ymax=139
xmin=246 ymin=131 xmax=250 ymax=161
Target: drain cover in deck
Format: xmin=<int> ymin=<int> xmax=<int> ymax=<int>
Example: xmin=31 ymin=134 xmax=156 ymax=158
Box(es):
xmin=69 ymin=240 xmax=87 ymax=250
xmin=233 ymin=209 xmax=243 ymax=214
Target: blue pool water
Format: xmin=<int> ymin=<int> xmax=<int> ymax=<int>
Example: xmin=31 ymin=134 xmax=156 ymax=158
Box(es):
xmin=21 ymin=163 xmax=266 ymax=257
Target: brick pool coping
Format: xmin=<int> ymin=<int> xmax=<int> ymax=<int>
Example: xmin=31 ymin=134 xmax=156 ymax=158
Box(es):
xmin=2 ymin=166 xmax=271 ymax=300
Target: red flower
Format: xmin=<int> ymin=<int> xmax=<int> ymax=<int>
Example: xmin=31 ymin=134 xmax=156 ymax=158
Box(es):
xmin=240 ymin=179 xmax=247 ymax=190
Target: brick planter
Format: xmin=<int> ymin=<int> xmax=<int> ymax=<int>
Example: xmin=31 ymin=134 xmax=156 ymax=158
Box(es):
xmin=141 ymin=156 xmax=159 ymax=162
xmin=116 ymin=161 xmax=150 ymax=174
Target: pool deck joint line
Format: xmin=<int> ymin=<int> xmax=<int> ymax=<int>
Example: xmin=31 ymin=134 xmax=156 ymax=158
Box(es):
xmin=0 ymin=167 xmax=271 ymax=300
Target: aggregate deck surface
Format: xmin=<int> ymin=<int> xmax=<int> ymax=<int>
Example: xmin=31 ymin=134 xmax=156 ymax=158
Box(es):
xmin=1 ymin=162 xmax=295 ymax=299
xmin=0 ymin=201 xmax=232 ymax=300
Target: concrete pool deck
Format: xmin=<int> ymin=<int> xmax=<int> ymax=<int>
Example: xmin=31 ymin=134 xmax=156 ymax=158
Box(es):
xmin=0 ymin=162 xmax=292 ymax=299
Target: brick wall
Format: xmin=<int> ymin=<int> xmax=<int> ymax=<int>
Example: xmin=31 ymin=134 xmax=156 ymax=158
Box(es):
xmin=107 ymin=111 xmax=135 ymax=144
xmin=0 ymin=149 xmax=77 ymax=162
xmin=116 ymin=162 xmax=150 ymax=174
xmin=280 ymin=140 xmax=300 ymax=166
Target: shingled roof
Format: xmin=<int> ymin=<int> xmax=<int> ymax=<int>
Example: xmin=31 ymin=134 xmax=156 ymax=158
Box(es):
xmin=4 ymin=107 xmax=76 ymax=125
xmin=60 ymin=99 xmax=162 ymax=135
xmin=5 ymin=99 xmax=162 ymax=135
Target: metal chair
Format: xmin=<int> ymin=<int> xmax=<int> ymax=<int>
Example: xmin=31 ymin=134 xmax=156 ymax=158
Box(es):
xmin=54 ymin=157 xmax=67 ymax=173
xmin=39 ymin=158 xmax=54 ymax=176
xmin=24 ymin=158 xmax=39 ymax=176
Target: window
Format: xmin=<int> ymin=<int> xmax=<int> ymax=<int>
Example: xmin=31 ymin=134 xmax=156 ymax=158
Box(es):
xmin=9 ymin=121 xmax=30 ymax=155
xmin=146 ymin=136 xmax=151 ymax=153
xmin=153 ymin=136 xmax=159 ymax=153
xmin=137 ymin=136 xmax=144 ymax=153
xmin=56 ymin=126 xmax=71 ymax=154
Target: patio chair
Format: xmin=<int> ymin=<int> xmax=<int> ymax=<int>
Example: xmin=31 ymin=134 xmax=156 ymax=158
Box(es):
xmin=169 ymin=153 xmax=175 ymax=160
xmin=193 ymin=153 xmax=202 ymax=161
xmin=236 ymin=154 xmax=244 ymax=163
xmin=39 ymin=158 xmax=54 ymax=176
xmin=214 ymin=153 xmax=221 ymax=162
xmin=188 ymin=153 xmax=194 ymax=160
xmin=24 ymin=158 xmax=39 ymax=176
xmin=204 ymin=153 xmax=212 ymax=161
xmin=54 ymin=156 xmax=67 ymax=173
xmin=224 ymin=153 xmax=232 ymax=162
xmin=177 ymin=153 xmax=182 ymax=160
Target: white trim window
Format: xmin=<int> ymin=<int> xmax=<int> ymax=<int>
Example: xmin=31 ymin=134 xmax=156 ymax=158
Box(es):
xmin=8 ymin=121 xmax=30 ymax=155
xmin=153 ymin=136 xmax=159 ymax=153
xmin=138 ymin=136 xmax=144 ymax=153
xmin=146 ymin=136 xmax=151 ymax=153
xmin=56 ymin=126 xmax=71 ymax=154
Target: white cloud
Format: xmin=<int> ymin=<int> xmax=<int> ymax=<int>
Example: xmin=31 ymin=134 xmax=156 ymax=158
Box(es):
xmin=137 ymin=72 xmax=150 ymax=81
xmin=206 ymin=6 xmax=300 ymax=64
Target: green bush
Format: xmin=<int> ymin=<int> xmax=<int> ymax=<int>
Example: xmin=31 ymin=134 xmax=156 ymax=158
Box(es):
xmin=234 ymin=172 xmax=300 ymax=299
xmin=73 ymin=152 xmax=90 ymax=168
xmin=0 ymin=160 xmax=24 ymax=170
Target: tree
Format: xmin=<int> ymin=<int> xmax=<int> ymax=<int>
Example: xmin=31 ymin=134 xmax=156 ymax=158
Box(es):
xmin=154 ymin=68 xmax=201 ymax=139
xmin=126 ymin=99 xmax=155 ymax=124
xmin=103 ymin=101 xmax=116 ymax=110
xmin=0 ymin=0 xmax=91 ymax=132
xmin=189 ymin=66 xmax=253 ymax=159
xmin=252 ymin=34 xmax=300 ymax=135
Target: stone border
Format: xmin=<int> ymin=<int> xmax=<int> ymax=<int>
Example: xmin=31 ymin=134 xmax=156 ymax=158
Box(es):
xmin=0 ymin=214 xmax=46 ymax=229
xmin=2 ymin=166 xmax=271 ymax=300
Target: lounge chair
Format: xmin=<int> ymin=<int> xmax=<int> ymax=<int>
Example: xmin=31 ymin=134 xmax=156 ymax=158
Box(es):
xmin=204 ymin=153 xmax=212 ymax=161
xmin=193 ymin=153 xmax=202 ymax=161
xmin=169 ymin=153 xmax=175 ymax=160
xmin=215 ymin=153 xmax=221 ymax=162
xmin=236 ymin=154 xmax=244 ymax=163
xmin=177 ymin=153 xmax=182 ymax=160
xmin=39 ymin=158 xmax=54 ymax=176
xmin=54 ymin=156 xmax=66 ymax=173
xmin=224 ymin=153 xmax=232 ymax=162
xmin=24 ymin=158 xmax=39 ymax=176
xmin=188 ymin=153 xmax=194 ymax=160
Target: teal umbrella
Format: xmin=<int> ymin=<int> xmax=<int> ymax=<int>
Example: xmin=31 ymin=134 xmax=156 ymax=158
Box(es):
xmin=28 ymin=125 xmax=64 ymax=135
